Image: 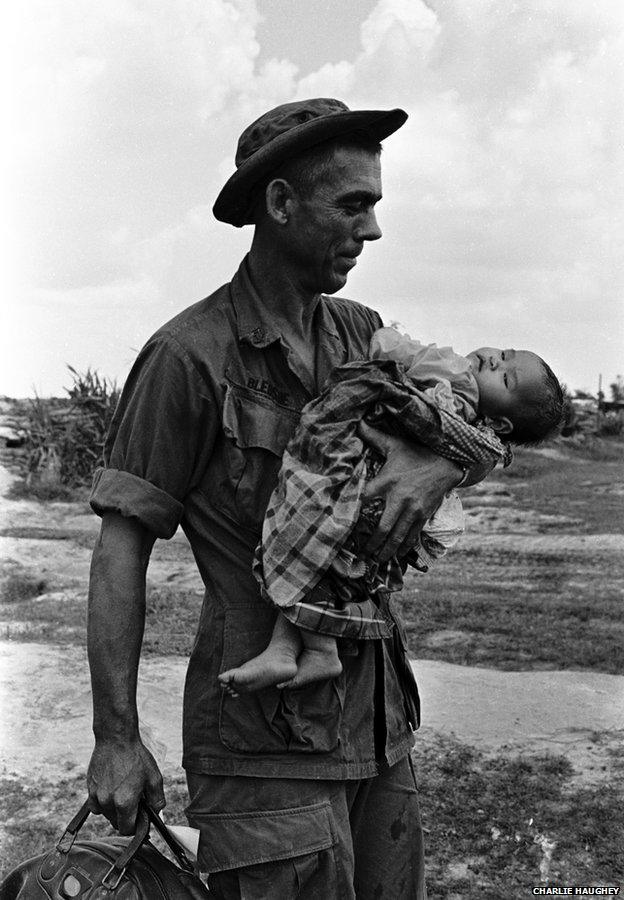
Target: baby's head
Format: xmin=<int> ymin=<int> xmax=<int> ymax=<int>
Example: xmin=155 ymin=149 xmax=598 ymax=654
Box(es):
xmin=466 ymin=347 xmax=564 ymax=445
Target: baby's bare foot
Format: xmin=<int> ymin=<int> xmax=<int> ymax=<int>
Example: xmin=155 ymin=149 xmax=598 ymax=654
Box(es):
xmin=277 ymin=649 xmax=343 ymax=690
xmin=219 ymin=648 xmax=298 ymax=694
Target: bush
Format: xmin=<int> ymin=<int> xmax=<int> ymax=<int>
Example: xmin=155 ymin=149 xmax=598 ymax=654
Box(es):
xmin=559 ymin=384 xmax=578 ymax=436
xmin=22 ymin=367 xmax=120 ymax=490
xmin=0 ymin=572 xmax=47 ymax=603
xmin=598 ymin=412 xmax=624 ymax=437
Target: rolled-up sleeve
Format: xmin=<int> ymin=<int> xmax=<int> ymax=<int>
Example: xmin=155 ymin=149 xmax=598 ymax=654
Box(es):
xmin=89 ymin=333 xmax=218 ymax=537
xmin=90 ymin=468 xmax=184 ymax=538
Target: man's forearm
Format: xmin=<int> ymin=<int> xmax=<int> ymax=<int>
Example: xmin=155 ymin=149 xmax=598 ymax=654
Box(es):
xmin=88 ymin=513 xmax=155 ymax=740
xmin=86 ymin=513 xmax=165 ymax=832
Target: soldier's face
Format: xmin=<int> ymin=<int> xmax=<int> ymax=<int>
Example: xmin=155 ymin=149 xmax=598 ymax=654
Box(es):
xmin=287 ymin=146 xmax=383 ymax=295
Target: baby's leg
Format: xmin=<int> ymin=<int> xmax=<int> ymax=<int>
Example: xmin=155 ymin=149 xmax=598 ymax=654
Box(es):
xmin=276 ymin=629 xmax=342 ymax=690
xmin=218 ymin=614 xmax=300 ymax=696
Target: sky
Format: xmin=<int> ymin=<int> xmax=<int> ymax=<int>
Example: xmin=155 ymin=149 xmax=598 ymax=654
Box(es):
xmin=3 ymin=0 xmax=623 ymax=398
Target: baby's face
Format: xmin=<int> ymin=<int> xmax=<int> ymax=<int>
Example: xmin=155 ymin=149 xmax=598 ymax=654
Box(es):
xmin=466 ymin=348 xmax=544 ymax=422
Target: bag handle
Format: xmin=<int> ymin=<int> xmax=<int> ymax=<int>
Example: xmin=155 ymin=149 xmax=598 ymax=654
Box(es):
xmin=56 ymin=800 xmax=96 ymax=853
xmin=139 ymin=801 xmax=197 ymax=873
xmin=56 ymin=800 xmax=195 ymax=876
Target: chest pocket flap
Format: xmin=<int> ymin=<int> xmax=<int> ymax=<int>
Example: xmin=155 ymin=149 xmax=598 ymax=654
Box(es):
xmin=223 ymin=380 xmax=300 ymax=456
xmin=219 ymin=379 xmax=300 ymax=530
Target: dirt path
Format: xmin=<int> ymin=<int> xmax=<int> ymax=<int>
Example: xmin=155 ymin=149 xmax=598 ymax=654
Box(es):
xmin=2 ymin=640 xmax=622 ymax=786
xmin=412 ymin=658 xmax=624 ymax=782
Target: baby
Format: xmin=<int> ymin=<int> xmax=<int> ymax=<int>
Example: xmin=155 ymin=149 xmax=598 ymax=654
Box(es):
xmin=219 ymin=328 xmax=563 ymax=695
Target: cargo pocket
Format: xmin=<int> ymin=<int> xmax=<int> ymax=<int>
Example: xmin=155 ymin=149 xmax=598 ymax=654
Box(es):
xmin=189 ymin=799 xmax=337 ymax=873
xmin=218 ymin=605 xmax=346 ymax=755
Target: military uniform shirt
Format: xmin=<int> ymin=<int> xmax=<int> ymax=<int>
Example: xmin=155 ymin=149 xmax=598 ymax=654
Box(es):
xmin=90 ymin=256 xmax=418 ymax=779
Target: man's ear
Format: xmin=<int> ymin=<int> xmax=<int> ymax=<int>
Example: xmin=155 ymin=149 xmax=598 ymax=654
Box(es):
xmin=482 ymin=414 xmax=513 ymax=435
xmin=265 ymin=178 xmax=295 ymax=225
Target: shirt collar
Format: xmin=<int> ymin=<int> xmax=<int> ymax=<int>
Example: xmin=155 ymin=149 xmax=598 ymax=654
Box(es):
xmin=231 ymin=256 xmax=341 ymax=347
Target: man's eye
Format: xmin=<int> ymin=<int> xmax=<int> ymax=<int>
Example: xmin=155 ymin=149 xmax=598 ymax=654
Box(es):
xmin=501 ymin=351 xmax=506 ymax=361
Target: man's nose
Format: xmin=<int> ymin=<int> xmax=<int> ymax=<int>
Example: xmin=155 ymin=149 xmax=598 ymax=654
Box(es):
xmin=356 ymin=209 xmax=382 ymax=242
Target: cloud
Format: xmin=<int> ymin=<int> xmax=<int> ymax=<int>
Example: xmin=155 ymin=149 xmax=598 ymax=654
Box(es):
xmin=286 ymin=0 xmax=623 ymax=390
xmin=10 ymin=0 xmax=264 ymax=291
xmin=361 ymin=0 xmax=439 ymax=58
xmin=3 ymin=277 xmax=161 ymax=397
xmin=6 ymin=0 xmax=623 ymax=396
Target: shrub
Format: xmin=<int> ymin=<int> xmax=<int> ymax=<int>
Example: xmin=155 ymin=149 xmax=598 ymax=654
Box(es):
xmin=559 ymin=384 xmax=578 ymax=436
xmin=0 ymin=572 xmax=47 ymax=603
xmin=598 ymin=412 xmax=624 ymax=437
xmin=22 ymin=367 xmax=120 ymax=489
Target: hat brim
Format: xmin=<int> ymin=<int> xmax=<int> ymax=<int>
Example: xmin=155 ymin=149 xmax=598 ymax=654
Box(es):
xmin=213 ymin=107 xmax=408 ymax=227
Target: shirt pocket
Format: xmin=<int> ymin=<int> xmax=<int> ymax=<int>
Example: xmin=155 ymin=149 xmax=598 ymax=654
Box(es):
xmin=219 ymin=379 xmax=300 ymax=531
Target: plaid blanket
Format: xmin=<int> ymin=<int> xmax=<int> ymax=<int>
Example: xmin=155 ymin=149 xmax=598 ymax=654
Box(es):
xmin=253 ymin=359 xmax=510 ymax=620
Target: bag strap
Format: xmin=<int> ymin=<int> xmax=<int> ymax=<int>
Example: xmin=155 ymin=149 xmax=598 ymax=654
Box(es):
xmin=100 ymin=808 xmax=151 ymax=889
xmin=56 ymin=800 xmax=93 ymax=853
xmin=140 ymin=801 xmax=196 ymax=873
xmin=56 ymin=800 xmax=195 ymax=878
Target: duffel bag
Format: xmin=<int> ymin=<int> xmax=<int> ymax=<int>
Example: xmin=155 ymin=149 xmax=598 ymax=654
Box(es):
xmin=0 ymin=799 xmax=210 ymax=899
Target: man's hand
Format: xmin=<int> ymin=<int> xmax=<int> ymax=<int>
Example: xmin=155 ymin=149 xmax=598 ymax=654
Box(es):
xmin=359 ymin=421 xmax=464 ymax=562
xmin=87 ymin=736 xmax=165 ymax=834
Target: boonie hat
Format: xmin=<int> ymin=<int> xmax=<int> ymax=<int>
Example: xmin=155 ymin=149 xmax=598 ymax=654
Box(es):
xmin=213 ymin=97 xmax=408 ymax=227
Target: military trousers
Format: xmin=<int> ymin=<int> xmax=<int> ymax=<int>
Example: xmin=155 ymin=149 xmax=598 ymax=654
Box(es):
xmin=185 ymin=755 xmax=426 ymax=899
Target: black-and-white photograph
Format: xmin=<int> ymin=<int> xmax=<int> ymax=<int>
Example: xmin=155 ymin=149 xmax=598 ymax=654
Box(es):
xmin=2 ymin=1 xmax=623 ymax=897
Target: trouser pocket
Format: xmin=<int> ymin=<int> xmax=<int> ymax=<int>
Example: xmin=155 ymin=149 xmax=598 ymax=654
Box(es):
xmin=187 ymin=797 xmax=353 ymax=899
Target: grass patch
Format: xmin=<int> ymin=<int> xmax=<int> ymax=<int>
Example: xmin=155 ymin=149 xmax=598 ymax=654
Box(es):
xmin=6 ymin=479 xmax=89 ymax=503
xmin=492 ymin=449 xmax=624 ymax=533
xmin=398 ymin=544 xmax=624 ymax=673
xmin=0 ymin=587 xmax=202 ymax=656
xmin=0 ymin=526 xmax=91 ymax=541
xmin=563 ymin=434 xmax=624 ymax=463
xmin=143 ymin=587 xmax=204 ymax=656
xmin=413 ymin=738 xmax=624 ymax=898
xmin=0 ymin=571 xmax=47 ymax=603
xmin=0 ymin=593 xmax=86 ymax=644
xmin=0 ymin=524 xmax=98 ymax=550
xmin=394 ymin=447 xmax=624 ymax=673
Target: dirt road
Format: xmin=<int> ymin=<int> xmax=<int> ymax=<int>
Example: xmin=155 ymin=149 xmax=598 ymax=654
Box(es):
xmin=2 ymin=640 xmax=622 ymax=786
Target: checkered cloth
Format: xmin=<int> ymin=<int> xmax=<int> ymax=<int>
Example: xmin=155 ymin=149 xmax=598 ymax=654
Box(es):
xmin=281 ymin=590 xmax=393 ymax=640
xmin=253 ymin=359 xmax=510 ymax=626
xmin=278 ymin=466 xmax=399 ymax=640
